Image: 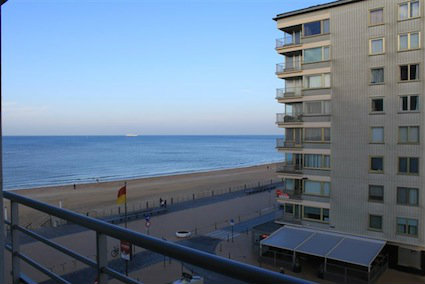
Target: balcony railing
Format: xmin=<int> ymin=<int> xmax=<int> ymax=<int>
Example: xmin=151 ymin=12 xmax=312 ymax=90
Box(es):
xmin=276 ymin=113 xmax=303 ymax=124
xmin=276 ymin=162 xmax=303 ymax=174
xmin=276 ymin=87 xmax=302 ymax=99
xmin=276 ymin=36 xmax=301 ymax=49
xmin=276 ymin=138 xmax=303 ymax=149
xmin=276 ymin=61 xmax=302 ymax=75
xmin=2 ymin=191 xmax=311 ymax=284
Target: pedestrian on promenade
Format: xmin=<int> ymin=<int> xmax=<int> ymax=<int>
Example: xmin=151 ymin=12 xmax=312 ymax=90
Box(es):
xmin=159 ymin=198 xmax=163 ymax=207
xmin=164 ymin=199 xmax=167 ymax=208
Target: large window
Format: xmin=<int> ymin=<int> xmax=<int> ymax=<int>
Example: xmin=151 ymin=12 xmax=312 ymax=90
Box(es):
xmin=370 ymin=8 xmax=384 ymax=25
xmin=399 ymin=32 xmax=420 ymax=51
xmin=398 ymin=157 xmax=419 ymax=175
xmin=303 ymin=206 xmax=329 ymax=222
xmin=303 ymin=46 xmax=330 ymax=63
xmin=371 ymin=127 xmax=384 ymax=144
xmin=304 ymin=180 xmax=330 ymax=197
xmin=371 ymin=68 xmax=384 ymax=84
xmin=370 ymin=157 xmax=383 ymax=173
xmin=304 ymin=101 xmax=330 ymax=115
xmin=369 ymin=185 xmax=384 ymax=202
xmin=304 ymin=74 xmax=331 ymax=89
xmin=369 ymin=215 xmax=383 ymax=231
xmin=400 ymin=64 xmax=419 ymax=81
xmin=400 ymin=95 xmax=419 ymax=112
xmin=397 ymin=187 xmax=419 ymax=206
xmin=399 ymin=126 xmax=419 ymax=144
xmin=369 ymin=38 xmax=385 ymax=55
xmin=304 ymin=154 xmax=330 ymax=169
xmin=397 ymin=218 xmax=418 ymax=236
xmin=303 ymin=19 xmax=330 ymax=37
xmin=399 ymin=1 xmax=420 ymax=20
xmin=304 ymin=128 xmax=330 ymax=142
xmin=371 ymin=98 xmax=384 ymax=113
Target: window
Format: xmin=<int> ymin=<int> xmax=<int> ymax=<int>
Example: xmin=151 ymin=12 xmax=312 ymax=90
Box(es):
xmin=399 ymin=32 xmax=420 ymax=51
xmin=371 ymin=127 xmax=384 ymax=143
xmin=303 ymin=46 xmax=330 ymax=63
xmin=371 ymin=98 xmax=384 ymax=112
xmin=398 ymin=157 xmax=419 ymax=174
xmin=304 ymin=154 xmax=330 ymax=169
xmin=304 ymin=128 xmax=330 ymax=142
xmin=399 ymin=126 xmax=419 ymax=144
xmin=303 ymin=19 xmax=330 ymax=37
xmin=400 ymin=64 xmax=419 ymax=81
xmin=397 ymin=218 xmax=418 ymax=236
xmin=304 ymin=74 xmax=331 ymax=89
xmin=303 ymin=206 xmax=329 ymax=222
xmin=371 ymin=68 xmax=384 ymax=84
xmin=370 ymin=38 xmax=384 ymax=54
xmin=285 ymin=178 xmax=295 ymax=190
xmin=304 ymin=180 xmax=330 ymax=197
xmin=369 ymin=215 xmax=383 ymax=231
xmin=369 ymin=185 xmax=384 ymax=202
xmin=370 ymin=157 xmax=383 ymax=173
xmin=370 ymin=8 xmax=384 ymax=25
xmin=399 ymin=1 xmax=420 ymax=20
xmin=397 ymin=187 xmax=419 ymax=206
xmin=304 ymin=101 xmax=330 ymax=115
xmin=400 ymin=95 xmax=419 ymax=111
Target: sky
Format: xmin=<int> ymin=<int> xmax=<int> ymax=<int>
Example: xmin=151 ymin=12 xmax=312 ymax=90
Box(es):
xmin=2 ymin=0 xmax=331 ymax=135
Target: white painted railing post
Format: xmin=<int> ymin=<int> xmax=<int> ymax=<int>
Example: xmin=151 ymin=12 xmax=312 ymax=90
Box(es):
xmin=11 ymin=201 xmax=20 ymax=284
xmin=96 ymin=232 xmax=108 ymax=284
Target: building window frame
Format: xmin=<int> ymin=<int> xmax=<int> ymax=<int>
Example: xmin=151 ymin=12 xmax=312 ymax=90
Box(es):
xmin=302 ymin=19 xmax=330 ymax=38
xmin=398 ymin=126 xmax=420 ymax=144
xmin=370 ymin=97 xmax=384 ymax=113
xmin=369 ymin=214 xmax=383 ymax=231
xmin=303 ymin=180 xmax=331 ymax=197
xmin=371 ymin=67 xmax=385 ymax=84
xmin=399 ymin=64 xmax=420 ymax=82
xmin=303 ymin=154 xmax=331 ymax=170
xmin=303 ymin=128 xmax=331 ymax=143
xmin=303 ymin=73 xmax=331 ymax=90
xmin=399 ymin=95 xmax=419 ymax=112
xmin=398 ymin=32 xmax=421 ymax=51
xmin=398 ymin=1 xmax=421 ymax=21
xmin=370 ymin=127 xmax=384 ymax=144
xmin=302 ymin=46 xmax=330 ymax=64
xmin=398 ymin=157 xmax=419 ymax=175
xmin=302 ymin=206 xmax=329 ymax=223
xmin=397 ymin=187 xmax=419 ymax=206
xmin=369 ymin=7 xmax=384 ymax=26
xmin=369 ymin=156 xmax=384 ymax=174
xmin=396 ymin=217 xmax=418 ymax=237
xmin=368 ymin=185 xmax=384 ymax=202
xmin=369 ymin=37 xmax=385 ymax=55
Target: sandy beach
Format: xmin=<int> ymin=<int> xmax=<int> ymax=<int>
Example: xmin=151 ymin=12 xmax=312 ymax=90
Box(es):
xmin=9 ymin=163 xmax=279 ymax=227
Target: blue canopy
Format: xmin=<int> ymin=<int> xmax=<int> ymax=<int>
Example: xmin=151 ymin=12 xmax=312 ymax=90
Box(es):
xmin=260 ymin=225 xmax=386 ymax=267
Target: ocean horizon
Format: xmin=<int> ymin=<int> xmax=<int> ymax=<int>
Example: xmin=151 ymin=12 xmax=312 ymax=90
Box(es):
xmin=3 ymin=135 xmax=283 ymax=190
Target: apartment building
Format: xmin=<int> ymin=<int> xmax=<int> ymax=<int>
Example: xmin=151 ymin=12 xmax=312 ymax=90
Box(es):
xmin=273 ymin=0 xmax=424 ymax=275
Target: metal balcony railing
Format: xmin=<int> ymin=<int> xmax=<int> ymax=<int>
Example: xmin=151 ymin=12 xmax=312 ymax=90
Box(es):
xmin=276 ymin=138 xmax=303 ymax=149
xmin=276 ymin=113 xmax=303 ymax=124
xmin=276 ymin=87 xmax=302 ymax=99
xmin=276 ymin=36 xmax=301 ymax=49
xmin=276 ymin=60 xmax=302 ymax=75
xmin=2 ymin=191 xmax=312 ymax=284
xmin=276 ymin=163 xmax=303 ymax=174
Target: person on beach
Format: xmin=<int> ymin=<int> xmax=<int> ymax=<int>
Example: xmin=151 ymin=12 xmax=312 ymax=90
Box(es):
xmin=159 ymin=198 xmax=163 ymax=207
xmin=73 ymin=184 xmax=76 ymax=190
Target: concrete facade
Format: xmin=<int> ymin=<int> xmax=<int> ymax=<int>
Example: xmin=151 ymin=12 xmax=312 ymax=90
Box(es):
xmin=274 ymin=0 xmax=425 ymax=274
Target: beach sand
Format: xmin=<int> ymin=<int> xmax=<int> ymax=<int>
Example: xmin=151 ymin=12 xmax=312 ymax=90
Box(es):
xmin=9 ymin=163 xmax=279 ymax=227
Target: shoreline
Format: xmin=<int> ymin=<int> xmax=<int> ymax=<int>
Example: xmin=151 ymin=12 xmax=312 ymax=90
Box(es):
xmin=10 ymin=160 xmax=281 ymax=192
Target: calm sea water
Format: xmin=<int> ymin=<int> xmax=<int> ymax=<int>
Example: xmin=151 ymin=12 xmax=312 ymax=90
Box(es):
xmin=3 ymin=136 xmax=282 ymax=190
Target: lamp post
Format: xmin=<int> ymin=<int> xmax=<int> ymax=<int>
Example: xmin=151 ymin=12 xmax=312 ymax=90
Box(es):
xmin=0 ymin=2 xmax=8 ymax=283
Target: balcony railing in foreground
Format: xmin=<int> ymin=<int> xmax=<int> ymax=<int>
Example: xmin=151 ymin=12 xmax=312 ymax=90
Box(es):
xmin=276 ymin=163 xmax=303 ymax=174
xmin=276 ymin=113 xmax=303 ymax=124
xmin=276 ymin=62 xmax=302 ymax=75
xmin=276 ymin=138 xmax=303 ymax=149
xmin=2 ymin=191 xmax=312 ymax=284
xmin=276 ymin=36 xmax=301 ymax=49
xmin=276 ymin=87 xmax=302 ymax=99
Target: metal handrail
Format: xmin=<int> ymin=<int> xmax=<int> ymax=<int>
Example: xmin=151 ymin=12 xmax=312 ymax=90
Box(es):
xmin=276 ymin=113 xmax=303 ymax=124
xmin=3 ymin=191 xmax=312 ymax=284
xmin=276 ymin=60 xmax=302 ymax=74
xmin=276 ymin=138 xmax=303 ymax=149
xmin=276 ymin=36 xmax=301 ymax=48
xmin=276 ymin=87 xmax=302 ymax=99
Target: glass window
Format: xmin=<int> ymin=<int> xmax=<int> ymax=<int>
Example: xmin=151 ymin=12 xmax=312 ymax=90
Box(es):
xmin=304 ymin=128 xmax=322 ymax=141
xmin=399 ymin=157 xmax=419 ymax=174
xmin=399 ymin=3 xmax=409 ymax=20
xmin=323 ymin=182 xmax=330 ymax=196
xmin=397 ymin=218 xmax=418 ymax=236
xmin=370 ymin=38 xmax=384 ymax=54
xmin=369 ymin=215 xmax=383 ymax=230
xmin=323 ymin=209 xmax=329 ymax=222
xmin=324 ymin=128 xmax=331 ymax=141
xmin=401 ymin=65 xmax=409 ymax=80
xmin=411 ymin=1 xmax=420 ymax=18
xmin=370 ymin=157 xmax=383 ymax=172
xmin=401 ymin=64 xmax=419 ymax=81
xmin=322 ymin=19 xmax=330 ymax=34
xmin=285 ymin=178 xmax=295 ymax=190
xmin=399 ymin=126 xmax=419 ymax=143
xmin=410 ymin=33 xmax=419 ymax=49
xmin=305 ymin=101 xmax=322 ymax=114
xmin=369 ymin=185 xmax=384 ymax=202
xmin=304 ymin=21 xmax=321 ymax=36
xmin=306 ymin=75 xmax=321 ymax=88
xmin=370 ymin=8 xmax=384 ymax=25
xmin=304 ymin=154 xmax=330 ymax=169
xmin=410 ymin=64 xmax=419 ymax=80
xmin=410 ymin=158 xmax=419 ymax=173
xmin=399 ymin=34 xmax=409 ymax=50
xmin=324 ymin=74 xmax=331 ymax=87
xmin=401 ymin=96 xmax=409 ymax=111
xmin=304 ymin=181 xmax=322 ymax=195
xmin=303 ymin=206 xmax=321 ymax=220
xmin=323 ymin=46 xmax=330 ymax=61
xmin=371 ymin=127 xmax=384 ymax=143
xmin=399 ymin=157 xmax=408 ymax=173
xmin=397 ymin=187 xmax=419 ymax=206
xmin=410 ymin=96 xmax=419 ymax=110
xmin=371 ymin=98 xmax=384 ymax=112
xmin=304 ymin=47 xmax=322 ymax=63
xmin=371 ymin=68 xmax=384 ymax=84
xmin=401 ymin=96 xmax=419 ymax=111
xmin=408 ymin=126 xmax=419 ymax=143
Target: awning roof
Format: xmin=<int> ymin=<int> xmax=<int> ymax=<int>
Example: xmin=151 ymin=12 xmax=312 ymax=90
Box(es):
xmin=260 ymin=225 xmax=386 ymax=268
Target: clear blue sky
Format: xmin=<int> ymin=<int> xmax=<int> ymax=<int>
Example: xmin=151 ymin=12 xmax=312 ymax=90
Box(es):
xmin=3 ymin=0 xmax=330 ymax=135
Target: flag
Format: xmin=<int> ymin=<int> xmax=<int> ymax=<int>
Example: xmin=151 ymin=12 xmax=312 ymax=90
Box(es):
xmin=117 ymin=185 xmax=126 ymax=205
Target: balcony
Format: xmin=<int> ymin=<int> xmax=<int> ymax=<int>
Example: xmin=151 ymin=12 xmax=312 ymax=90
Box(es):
xmin=276 ymin=87 xmax=302 ymax=100
xmin=276 ymin=162 xmax=303 ymax=174
xmin=276 ymin=138 xmax=303 ymax=150
xmin=276 ymin=60 xmax=302 ymax=76
xmin=276 ymin=113 xmax=303 ymax=125
xmin=275 ymin=36 xmax=301 ymax=49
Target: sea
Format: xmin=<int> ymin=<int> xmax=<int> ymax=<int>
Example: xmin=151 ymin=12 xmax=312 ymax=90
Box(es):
xmin=3 ymin=135 xmax=282 ymax=190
